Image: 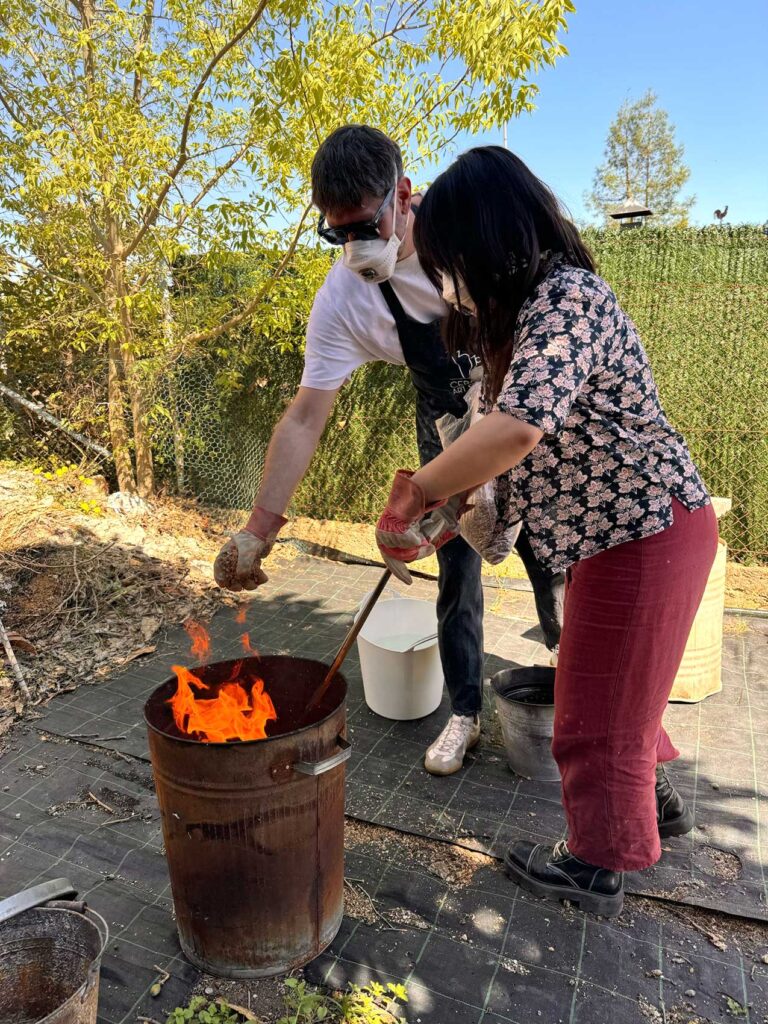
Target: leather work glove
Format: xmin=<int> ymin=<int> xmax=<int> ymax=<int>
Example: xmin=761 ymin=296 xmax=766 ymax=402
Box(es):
xmin=375 ymin=470 xmax=469 ymax=585
xmin=213 ymin=507 xmax=287 ymax=592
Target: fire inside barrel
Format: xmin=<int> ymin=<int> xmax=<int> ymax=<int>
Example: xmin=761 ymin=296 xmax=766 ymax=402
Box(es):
xmin=170 ymin=621 xmax=277 ymax=743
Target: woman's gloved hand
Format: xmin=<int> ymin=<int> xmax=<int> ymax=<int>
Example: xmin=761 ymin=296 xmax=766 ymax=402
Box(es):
xmin=375 ymin=470 xmax=466 ymax=584
xmin=213 ymin=507 xmax=287 ymax=592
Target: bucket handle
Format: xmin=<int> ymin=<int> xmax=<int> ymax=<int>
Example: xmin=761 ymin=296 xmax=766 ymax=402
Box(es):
xmin=294 ymin=736 xmax=351 ymax=776
xmin=0 ymin=877 xmax=77 ymax=925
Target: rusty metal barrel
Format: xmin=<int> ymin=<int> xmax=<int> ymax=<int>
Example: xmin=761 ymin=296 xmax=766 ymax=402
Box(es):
xmin=144 ymin=655 xmax=348 ymax=978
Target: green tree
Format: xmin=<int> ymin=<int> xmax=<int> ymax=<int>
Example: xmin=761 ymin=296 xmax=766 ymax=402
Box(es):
xmin=588 ymin=90 xmax=694 ymax=226
xmin=0 ymin=0 xmax=575 ymax=496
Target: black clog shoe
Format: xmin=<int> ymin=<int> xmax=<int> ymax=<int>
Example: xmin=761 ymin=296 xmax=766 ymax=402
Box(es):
xmin=504 ymin=839 xmax=624 ymax=917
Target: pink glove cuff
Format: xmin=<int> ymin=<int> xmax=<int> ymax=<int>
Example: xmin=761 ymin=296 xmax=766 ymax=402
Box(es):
xmin=386 ymin=469 xmax=446 ymax=523
xmin=243 ymin=506 xmax=288 ymax=544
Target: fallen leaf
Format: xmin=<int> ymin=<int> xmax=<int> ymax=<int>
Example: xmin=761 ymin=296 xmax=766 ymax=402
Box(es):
xmin=118 ymin=645 xmax=156 ymax=666
xmin=215 ymin=999 xmax=262 ymax=1022
xmin=141 ymin=616 xmax=163 ymax=641
xmin=7 ymin=633 xmax=37 ymax=655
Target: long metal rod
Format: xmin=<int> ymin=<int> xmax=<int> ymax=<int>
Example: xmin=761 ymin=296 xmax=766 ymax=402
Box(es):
xmin=305 ymin=568 xmax=391 ymax=711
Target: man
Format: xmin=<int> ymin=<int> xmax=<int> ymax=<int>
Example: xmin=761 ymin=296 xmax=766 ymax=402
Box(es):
xmin=214 ymin=125 xmax=564 ymax=775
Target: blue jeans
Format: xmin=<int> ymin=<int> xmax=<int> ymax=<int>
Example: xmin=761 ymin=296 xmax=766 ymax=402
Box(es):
xmin=416 ymin=393 xmax=563 ymax=717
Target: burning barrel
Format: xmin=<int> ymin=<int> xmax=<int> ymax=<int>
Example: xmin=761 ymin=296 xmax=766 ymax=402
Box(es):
xmin=144 ymin=653 xmax=348 ymax=977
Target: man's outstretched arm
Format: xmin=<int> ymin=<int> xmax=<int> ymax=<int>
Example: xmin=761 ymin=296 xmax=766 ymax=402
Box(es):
xmin=213 ymin=385 xmax=339 ymax=591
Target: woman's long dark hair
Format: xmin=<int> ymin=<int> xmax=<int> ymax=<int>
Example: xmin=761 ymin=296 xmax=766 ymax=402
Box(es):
xmin=414 ymin=146 xmax=595 ymax=400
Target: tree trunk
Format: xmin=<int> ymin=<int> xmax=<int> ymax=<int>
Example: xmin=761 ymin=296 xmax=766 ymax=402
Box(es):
xmin=79 ymin=0 xmax=139 ymax=494
xmin=106 ymin=333 xmax=136 ymax=493
xmin=110 ymin=247 xmax=155 ymax=497
xmin=104 ymin=223 xmax=138 ymax=493
xmin=162 ymin=275 xmax=186 ymax=495
xmin=123 ymin=345 xmax=155 ymax=498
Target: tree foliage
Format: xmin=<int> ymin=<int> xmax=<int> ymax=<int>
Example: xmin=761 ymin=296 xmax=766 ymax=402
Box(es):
xmin=587 ymin=90 xmax=694 ymax=226
xmin=0 ymin=0 xmax=575 ymax=494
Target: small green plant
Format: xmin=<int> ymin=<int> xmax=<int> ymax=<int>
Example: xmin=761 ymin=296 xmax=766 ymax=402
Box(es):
xmin=166 ymin=997 xmax=241 ymax=1024
xmin=276 ymin=979 xmax=407 ymax=1024
xmin=336 ymin=982 xmax=407 ymax=1024
xmin=723 ymin=994 xmax=748 ymax=1018
xmin=32 ymin=461 xmax=104 ymax=515
xmin=277 ymin=978 xmax=332 ymax=1023
xmin=167 ymin=980 xmax=407 ymax=1024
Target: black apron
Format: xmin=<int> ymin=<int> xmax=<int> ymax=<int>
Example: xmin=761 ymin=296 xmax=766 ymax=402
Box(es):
xmin=378 ymin=280 xmax=479 ymax=461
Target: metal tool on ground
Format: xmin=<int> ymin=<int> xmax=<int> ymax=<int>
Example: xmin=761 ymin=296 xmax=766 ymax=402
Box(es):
xmin=0 ymin=878 xmax=109 ymax=1024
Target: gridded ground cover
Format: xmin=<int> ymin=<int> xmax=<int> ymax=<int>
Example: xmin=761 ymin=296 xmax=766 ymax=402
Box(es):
xmin=29 ymin=555 xmax=768 ymax=923
xmin=0 ymin=727 xmax=197 ymax=1024
xmin=1 ymin=551 xmax=767 ymax=1021
xmin=308 ymin=823 xmax=768 ymax=1024
xmin=2 ymin=725 xmax=766 ymax=1024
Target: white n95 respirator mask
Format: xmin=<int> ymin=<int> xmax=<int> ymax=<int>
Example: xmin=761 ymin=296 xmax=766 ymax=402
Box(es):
xmin=441 ymin=271 xmax=477 ymax=316
xmin=342 ymin=233 xmax=402 ymax=283
xmin=342 ymin=187 xmax=408 ymax=284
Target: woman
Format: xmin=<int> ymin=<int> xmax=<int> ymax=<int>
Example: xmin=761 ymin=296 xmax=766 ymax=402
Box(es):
xmin=375 ymin=147 xmax=718 ymax=918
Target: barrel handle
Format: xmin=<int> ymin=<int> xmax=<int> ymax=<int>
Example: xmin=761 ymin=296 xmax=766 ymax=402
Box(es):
xmin=294 ymin=736 xmax=351 ymax=776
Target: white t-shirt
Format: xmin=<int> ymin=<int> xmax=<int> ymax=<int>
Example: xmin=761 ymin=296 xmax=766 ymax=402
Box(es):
xmin=301 ymin=252 xmax=448 ymax=391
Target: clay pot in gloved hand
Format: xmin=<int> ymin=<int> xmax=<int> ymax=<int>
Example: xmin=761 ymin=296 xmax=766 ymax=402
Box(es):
xmin=213 ymin=507 xmax=286 ymax=592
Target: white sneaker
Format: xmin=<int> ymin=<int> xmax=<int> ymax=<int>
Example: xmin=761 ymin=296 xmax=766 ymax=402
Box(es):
xmin=549 ymin=645 xmax=559 ymax=668
xmin=424 ymin=714 xmax=481 ymax=776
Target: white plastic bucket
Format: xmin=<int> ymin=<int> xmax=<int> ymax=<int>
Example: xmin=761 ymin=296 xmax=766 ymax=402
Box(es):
xmin=355 ymin=596 xmax=443 ymax=720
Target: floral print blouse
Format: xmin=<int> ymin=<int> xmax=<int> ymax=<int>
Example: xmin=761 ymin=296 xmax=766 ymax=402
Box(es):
xmin=491 ymin=256 xmax=710 ymax=572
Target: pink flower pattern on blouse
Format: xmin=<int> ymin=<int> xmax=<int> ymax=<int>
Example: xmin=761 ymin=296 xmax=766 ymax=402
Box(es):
xmin=491 ymin=258 xmax=710 ymax=572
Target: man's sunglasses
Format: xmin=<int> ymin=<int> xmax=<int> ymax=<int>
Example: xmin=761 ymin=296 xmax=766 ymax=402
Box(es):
xmin=317 ymin=185 xmax=395 ymax=246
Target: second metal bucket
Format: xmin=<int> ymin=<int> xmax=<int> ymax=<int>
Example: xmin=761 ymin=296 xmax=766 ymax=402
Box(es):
xmin=0 ymin=881 xmax=108 ymax=1024
xmin=491 ymin=666 xmax=560 ymax=782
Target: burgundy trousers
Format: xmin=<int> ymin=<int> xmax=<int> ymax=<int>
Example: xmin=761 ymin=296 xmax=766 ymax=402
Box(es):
xmin=553 ymin=499 xmax=719 ymax=872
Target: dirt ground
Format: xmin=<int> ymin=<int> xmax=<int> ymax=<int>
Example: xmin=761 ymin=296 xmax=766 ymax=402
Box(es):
xmin=0 ymin=465 xmax=298 ymax=725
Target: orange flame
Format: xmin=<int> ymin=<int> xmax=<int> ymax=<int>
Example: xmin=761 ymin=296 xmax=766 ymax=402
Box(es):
xmin=169 ymin=665 xmax=277 ymax=743
xmin=170 ymin=618 xmax=274 ymax=742
xmin=240 ymin=632 xmax=258 ymax=656
xmin=184 ymin=619 xmax=211 ymax=661
xmin=235 ymin=605 xmax=247 ymax=624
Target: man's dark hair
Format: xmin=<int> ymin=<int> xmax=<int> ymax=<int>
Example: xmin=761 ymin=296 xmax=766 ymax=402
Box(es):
xmin=311 ymin=125 xmax=403 ymax=213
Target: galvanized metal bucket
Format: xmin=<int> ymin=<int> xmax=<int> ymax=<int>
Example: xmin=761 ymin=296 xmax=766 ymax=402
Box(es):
xmin=0 ymin=879 xmax=109 ymax=1024
xmin=145 ymin=654 xmax=349 ymax=978
xmin=491 ymin=666 xmax=561 ymax=782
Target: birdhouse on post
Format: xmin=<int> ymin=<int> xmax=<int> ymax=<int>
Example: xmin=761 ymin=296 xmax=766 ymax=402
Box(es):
xmin=609 ymin=199 xmax=653 ymax=230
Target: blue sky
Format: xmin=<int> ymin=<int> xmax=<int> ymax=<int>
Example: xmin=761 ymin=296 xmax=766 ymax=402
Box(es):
xmin=422 ymin=0 xmax=768 ymax=226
